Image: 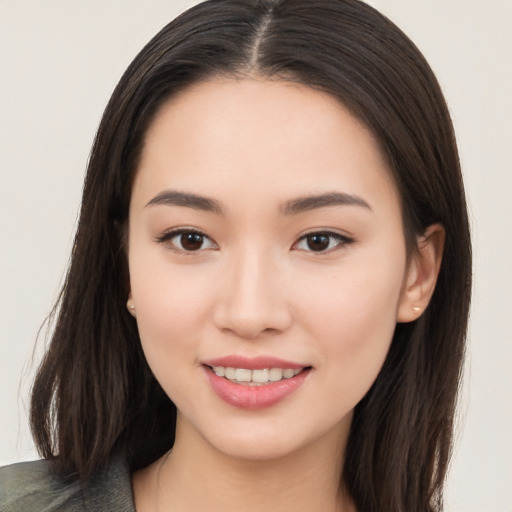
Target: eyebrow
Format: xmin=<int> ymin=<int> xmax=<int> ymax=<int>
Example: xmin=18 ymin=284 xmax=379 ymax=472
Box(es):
xmin=281 ymin=192 xmax=371 ymax=215
xmin=145 ymin=189 xmax=371 ymax=216
xmin=145 ymin=190 xmax=223 ymax=214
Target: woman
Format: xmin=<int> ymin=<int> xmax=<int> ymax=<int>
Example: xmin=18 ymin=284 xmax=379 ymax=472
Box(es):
xmin=0 ymin=1 xmax=471 ymax=511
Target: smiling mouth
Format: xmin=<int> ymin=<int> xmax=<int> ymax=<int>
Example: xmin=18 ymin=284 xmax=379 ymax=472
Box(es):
xmin=206 ymin=365 xmax=310 ymax=386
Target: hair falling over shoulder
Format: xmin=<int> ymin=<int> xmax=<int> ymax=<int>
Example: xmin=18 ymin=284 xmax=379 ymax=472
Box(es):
xmin=30 ymin=1 xmax=471 ymax=510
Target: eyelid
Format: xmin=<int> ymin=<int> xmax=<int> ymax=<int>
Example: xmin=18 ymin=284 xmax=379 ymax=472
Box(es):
xmin=154 ymin=227 xmax=352 ymax=254
xmin=155 ymin=227 xmax=218 ymax=253
xmin=292 ymin=230 xmax=354 ymax=253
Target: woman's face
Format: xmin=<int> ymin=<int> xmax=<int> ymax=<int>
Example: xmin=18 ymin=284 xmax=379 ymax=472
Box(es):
xmin=128 ymin=78 xmax=412 ymax=461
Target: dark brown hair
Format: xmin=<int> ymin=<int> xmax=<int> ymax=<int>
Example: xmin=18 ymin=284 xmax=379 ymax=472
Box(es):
xmin=30 ymin=1 xmax=471 ymax=510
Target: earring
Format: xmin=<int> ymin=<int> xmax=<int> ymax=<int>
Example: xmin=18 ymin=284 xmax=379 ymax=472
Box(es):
xmin=412 ymin=306 xmax=421 ymax=313
xmin=127 ymin=299 xmax=135 ymax=312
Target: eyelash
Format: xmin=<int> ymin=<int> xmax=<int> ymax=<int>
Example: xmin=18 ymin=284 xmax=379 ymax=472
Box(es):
xmin=155 ymin=228 xmax=218 ymax=254
xmin=155 ymin=229 xmax=353 ymax=254
xmin=294 ymin=231 xmax=353 ymax=253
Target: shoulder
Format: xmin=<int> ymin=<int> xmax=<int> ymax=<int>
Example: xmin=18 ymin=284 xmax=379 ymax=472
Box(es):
xmin=0 ymin=457 xmax=135 ymax=512
xmin=0 ymin=459 xmax=78 ymax=511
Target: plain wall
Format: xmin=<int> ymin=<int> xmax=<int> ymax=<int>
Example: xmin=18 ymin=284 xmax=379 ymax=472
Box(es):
xmin=1 ymin=2 xmax=511 ymax=511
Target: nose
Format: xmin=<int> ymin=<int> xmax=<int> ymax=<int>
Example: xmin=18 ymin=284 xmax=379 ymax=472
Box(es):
xmin=213 ymin=249 xmax=293 ymax=340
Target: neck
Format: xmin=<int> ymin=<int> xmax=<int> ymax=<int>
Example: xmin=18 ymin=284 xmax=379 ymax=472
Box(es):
xmin=133 ymin=415 xmax=355 ymax=512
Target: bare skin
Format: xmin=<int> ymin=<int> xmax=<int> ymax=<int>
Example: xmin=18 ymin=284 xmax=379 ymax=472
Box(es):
xmin=133 ymin=412 xmax=353 ymax=512
xmin=128 ymin=77 xmax=443 ymax=512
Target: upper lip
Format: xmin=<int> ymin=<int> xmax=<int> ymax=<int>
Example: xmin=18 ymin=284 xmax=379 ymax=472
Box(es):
xmin=202 ymin=355 xmax=308 ymax=370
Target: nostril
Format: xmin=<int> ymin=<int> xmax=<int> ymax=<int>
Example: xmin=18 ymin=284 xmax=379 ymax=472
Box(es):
xmin=213 ymin=303 xmax=293 ymax=339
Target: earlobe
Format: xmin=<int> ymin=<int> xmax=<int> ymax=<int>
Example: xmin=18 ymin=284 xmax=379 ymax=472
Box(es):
xmin=397 ymin=223 xmax=445 ymax=323
xmin=126 ymin=293 xmax=137 ymax=318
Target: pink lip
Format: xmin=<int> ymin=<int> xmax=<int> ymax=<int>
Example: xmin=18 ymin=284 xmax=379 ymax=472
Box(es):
xmin=203 ymin=363 xmax=311 ymax=410
xmin=203 ymin=355 xmax=306 ymax=370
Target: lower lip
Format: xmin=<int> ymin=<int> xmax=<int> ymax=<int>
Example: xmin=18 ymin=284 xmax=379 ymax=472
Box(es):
xmin=204 ymin=367 xmax=310 ymax=410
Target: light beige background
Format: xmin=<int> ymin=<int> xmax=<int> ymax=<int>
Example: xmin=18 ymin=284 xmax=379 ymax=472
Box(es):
xmin=1 ymin=1 xmax=511 ymax=511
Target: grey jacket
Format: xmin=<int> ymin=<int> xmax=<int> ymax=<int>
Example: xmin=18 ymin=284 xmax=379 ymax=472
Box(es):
xmin=0 ymin=457 xmax=135 ymax=511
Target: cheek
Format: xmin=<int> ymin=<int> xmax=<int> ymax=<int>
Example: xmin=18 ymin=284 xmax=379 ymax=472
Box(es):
xmin=294 ymin=252 xmax=406 ymax=393
xmin=297 ymin=252 xmax=405 ymax=331
xmin=129 ymin=263 xmax=215 ymax=407
xmin=128 ymin=245 xmax=215 ymax=362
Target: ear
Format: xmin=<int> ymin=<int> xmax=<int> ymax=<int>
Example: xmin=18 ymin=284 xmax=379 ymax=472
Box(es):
xmin=397 ymin=223 xmax=445 ymax=322
xmin=126 ymin=292 xmax=137 ymax=318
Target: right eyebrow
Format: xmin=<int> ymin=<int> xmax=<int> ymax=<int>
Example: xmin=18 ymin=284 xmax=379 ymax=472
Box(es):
xmin=281 ymin=192 xmax=372 ymax=216
xmin=145 ymin=190 xmax=224 ymax=215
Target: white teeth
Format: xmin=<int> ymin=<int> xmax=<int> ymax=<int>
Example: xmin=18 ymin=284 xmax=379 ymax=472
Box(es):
xmin=213 ymin=366 xmax=225 ymax=377
xmin=269 ymin=368 xmax=283 ymax=381
xmin=235 ymin=368 xmax=252 ymax=382
xmin=252 ymin=369 xmax=269 ymax=383
xmin=211 ymin=366 xmax=304 ymax=384
xmin=225 ymin=367 xmax=236 ymax=380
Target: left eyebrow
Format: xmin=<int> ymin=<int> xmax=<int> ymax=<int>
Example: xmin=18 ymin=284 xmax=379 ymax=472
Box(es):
xmin=281 ymin=192 xmax=372 ymax=215
xmin=145 ymin=190 xmax=223 ymax=215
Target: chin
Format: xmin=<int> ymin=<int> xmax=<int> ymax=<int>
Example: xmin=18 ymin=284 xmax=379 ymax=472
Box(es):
xmin=190 ymin=413 xmax=349 ymax=464
xmin=218 ymin=436 xmax=299 ymax=461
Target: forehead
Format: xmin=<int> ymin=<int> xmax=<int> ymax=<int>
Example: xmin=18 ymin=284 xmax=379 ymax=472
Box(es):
xmin=133 ymin=77 xmax=399 ymax=216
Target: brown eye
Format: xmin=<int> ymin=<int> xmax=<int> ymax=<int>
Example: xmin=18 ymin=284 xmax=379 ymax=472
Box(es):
xmin=157 ymin=229 xmax=217 ymax=253
xmin=306 ymin=234 xmax=330 ymax=252
xmin=180 ymin=233 xmax=205 ymax=251
xmin=294 ymin=231 xmax=353 ymax=253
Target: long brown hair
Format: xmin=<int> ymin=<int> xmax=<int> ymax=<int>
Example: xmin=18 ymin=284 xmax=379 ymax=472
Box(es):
xmin=30 ymin=1 xmax=471 ymax=510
